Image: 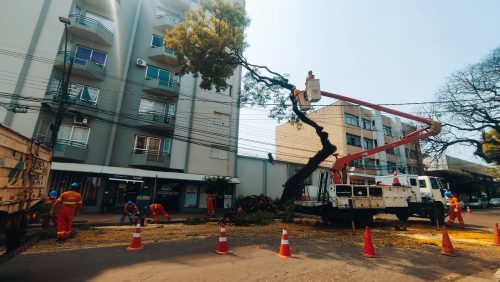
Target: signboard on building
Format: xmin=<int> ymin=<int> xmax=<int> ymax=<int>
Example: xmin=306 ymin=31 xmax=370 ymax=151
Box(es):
xmin=184 ymin=187 xmax=198 ymax=208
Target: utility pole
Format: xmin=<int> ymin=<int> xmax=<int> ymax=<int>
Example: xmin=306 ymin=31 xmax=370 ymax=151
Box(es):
xmin=50 ymin=16 xmax=72 ymax=150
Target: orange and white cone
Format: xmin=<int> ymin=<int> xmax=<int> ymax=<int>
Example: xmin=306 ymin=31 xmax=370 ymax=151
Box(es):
xmin=392 ymin=171 xmax=401 ymax=186
xmin=215 ymin=224 xmax=230 ymax=254
xmin=277 ymin=227 xmax=292 ymax=258
xmin=127 ymin=220 xmax=144 ymax=251
xmin=362 ymin=226 xmax=376 ymax=258
xmin=493 ymin=223 xmax=500 ymax=246
xmin=466 ymin=206 xmax=471 ymax=214
xmin=441 ymin=227 xmax=457 ymax=256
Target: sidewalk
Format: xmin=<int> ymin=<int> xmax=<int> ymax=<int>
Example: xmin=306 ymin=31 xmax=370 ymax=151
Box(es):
xmin=74 ymin=212 xmax=211 ymax=226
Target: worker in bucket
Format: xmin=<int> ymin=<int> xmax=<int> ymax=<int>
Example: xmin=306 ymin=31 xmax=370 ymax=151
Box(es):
xmin=445 ymin=191 xmax=464 ymax=228
xmin=51 ymin=183 xmax=82 ymax=243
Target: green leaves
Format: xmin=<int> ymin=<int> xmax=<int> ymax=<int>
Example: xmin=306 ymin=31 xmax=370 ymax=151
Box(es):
xmin=165 ymin=0 xmax=249 ymax=92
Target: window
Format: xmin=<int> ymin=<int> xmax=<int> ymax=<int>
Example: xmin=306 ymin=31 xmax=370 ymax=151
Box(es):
xmin=386 ymin=147 xmax=395 ymax=155
xmin=151 ymin=34 xmax=174 ymax=53
xmin=346 ymin=133 xmax=361 ymax=147
xmin=163 ymin=138 xmax=172 ymax=155
xmin=145 ymin=65 xmax=179 ymax=84
xmin=405 ymin=148 xmax=410 ymax=158
xmin=57 ymin=125 xmax=90 ymax=148
xmin=74 ymin=45 xmax=107 ymax=67
xmin=211 ymin=145 xmax=228 ymax=160
xmin=365 ymin=159 xmax=376 ymax=169
xmin=68 ymin=83 xmax=99 ymax=105
xmin=387 ymin=162 xmax=396 ymax=173
xmin=362 ymin=119 xmax=372 ymax=130
xmin=36 ymin=120 xmax=50 ymax=142
xmin=155 ymin=7 xmax=183 ymax=23
xmin=216 ymin=85 xmax=232 ymax=96
xmin=133 ymin=135 xmax=171 ymax=161
xmin=410 ymin=150 xmax=418 ymax=159
xmin=430 ymin=178 xmax=440 ymax=190
xmin=349 ymin=159 xmax=363 ymax=168
xmin=85 ymin=11 xmax=114 ymax=33
xmin=383 ymin=125 xmax=392 ymax=136
xmin=139 ymin=99 xmax=175 ymax=123
xmin=410 ymin=178 xmax=418 ymax=186
xmin=72 ymin=5 xmax=81 ymax=15
xmin=214 ymin=112 xmax=230 ymax=126
xmin=418 ymin=180 xmax=427 ymax=188
xmin=344 ymin=113 xmax=359 ymax=127
xmin=363 ymin=137 xmax=374 ymax=149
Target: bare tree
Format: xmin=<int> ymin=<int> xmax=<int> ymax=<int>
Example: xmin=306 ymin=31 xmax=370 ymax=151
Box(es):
xmin=421 ymin=47 xmax=500 ymax=163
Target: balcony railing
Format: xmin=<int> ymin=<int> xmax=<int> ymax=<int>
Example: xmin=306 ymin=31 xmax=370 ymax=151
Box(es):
xmin=147 ymin=46 xmax=178 ymax=66
xmin=37 ymin=137 xmax=88 ymax=162
xmin=129 ymin=150 xmax=171 ymax=168
xmin=153 ymin=13 xmax=183 ymax=29
xmin=142 ymin=77 xmax=180 ymax=96
xmin=69 ymin=15 xmax=114 ymax=46
xmin=55 ymin=51 xmax=106 ymax=81
xmin=138 ymin=112 xmax=174 ymax=124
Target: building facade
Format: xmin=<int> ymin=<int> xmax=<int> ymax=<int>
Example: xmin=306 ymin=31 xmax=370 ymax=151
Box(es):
xmin=0 ymin=0 xmax=243 ymax=212
xmin=276 ymin=101 xmax=422 ymax=184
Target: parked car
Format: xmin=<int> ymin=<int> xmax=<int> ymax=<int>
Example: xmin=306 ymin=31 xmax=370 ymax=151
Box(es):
xmin=464 ymin=198 xmax=489 ymax=209
xmin=489 ymin=198 xmax=500 ymax=207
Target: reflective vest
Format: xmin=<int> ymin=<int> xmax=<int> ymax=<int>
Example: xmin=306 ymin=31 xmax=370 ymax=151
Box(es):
xmin=54 ymin=191 xmax=82 ymax=212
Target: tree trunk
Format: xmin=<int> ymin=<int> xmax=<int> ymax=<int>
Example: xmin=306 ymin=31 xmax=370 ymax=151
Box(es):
xmin=280 ymin=95 xmax=336 ymax=203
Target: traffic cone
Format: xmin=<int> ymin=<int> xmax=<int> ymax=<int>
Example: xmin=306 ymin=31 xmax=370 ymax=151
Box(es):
xmin=466 ymin=206 xmax=471 ymax=214
xmin=362 ymin=226 xmax=376 ymax=258
xmin=392 ymin=171 xmax=401 ymax=186
xmin=127 ymin=220 xmax=143 ymax=251
xmin=440 ymin=227 xmax=457 ymax=256
xmin=277 ymin=227 xmax=292 ymax=258
xmin=215 ymin=224 xmax=230 ymax=254
xmin=493 ymin=223 xmax=500 ymax=246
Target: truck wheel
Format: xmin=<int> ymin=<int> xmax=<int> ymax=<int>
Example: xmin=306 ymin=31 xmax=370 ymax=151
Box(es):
xmin=429 ymin=204 xmax=445 ymax=225
xmin=396 ymin=209 xmax=410 ymax=221
xmin=6 ymin=214 xmax=28 ymax=252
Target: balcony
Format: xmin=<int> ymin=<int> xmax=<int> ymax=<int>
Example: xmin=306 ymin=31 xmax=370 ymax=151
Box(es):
xmin=129 ymin=151 xmax=171 ymax=169
xmin=68 ymin=15 xmax=113 ymax=46
xmin=142 ymin=78 xmax=180 ymax=97
xmin=136 ymin=113 xmax=175 ymax=132
xmin=55 ymin=52 xmax=106 ymax=81
xmin=147 ymin=46 xmax=178 ymax=66
xmin=80 ymin=0 xmax=121 ymax=15
xmin=44 ymin=91 xmax=98 ymax=117
xmin=38 ymin=139 xmax=88 ymax=162
xmin=153 ymin=14 xmax=183 ymax=30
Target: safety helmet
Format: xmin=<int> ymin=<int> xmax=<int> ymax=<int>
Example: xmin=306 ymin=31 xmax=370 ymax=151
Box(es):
xmin=444 ymin=191 xmax=452 ymax=197
xmin=49 ymin=190 xmax=57 ymax=198
xmin=127 ymin=200 xmax=133 ymax=206
xmin=70 ymin=182 xmax=79 ymax=188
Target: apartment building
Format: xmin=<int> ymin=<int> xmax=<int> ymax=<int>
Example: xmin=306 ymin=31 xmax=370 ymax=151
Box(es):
xmin=276 ymin=101 xmax=422 ymax=184
xmin=0 ymin=0 xmax=243 ymax=212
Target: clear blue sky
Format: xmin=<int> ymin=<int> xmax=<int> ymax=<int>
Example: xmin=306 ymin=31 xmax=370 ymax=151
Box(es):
xmin=238 ymin=0 xmax=500 ymax=161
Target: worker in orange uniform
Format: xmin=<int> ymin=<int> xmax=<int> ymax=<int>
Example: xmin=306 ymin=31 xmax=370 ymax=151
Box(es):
xmin=51 ymin=182 xmax=82 ymax=243
xmin=206 ymin=192 xmax=215 ymax=217
xmin=148 ymin=203 xmax=171 ymax=223
xmin=41 ymin=190 xmax=58 ymax=229
xmin=445 ymin=191 xmax=464 ymax=228
xmin=120 ymin=201 xmax=139 ymax=225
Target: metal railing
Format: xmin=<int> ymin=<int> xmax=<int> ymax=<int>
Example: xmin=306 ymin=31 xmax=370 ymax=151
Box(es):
xmin=131 ymin=150 xmax=170 ymax=162
xmin=138 ymin=112 xmax=174 ymax=124
xmin=70 ymin=15 xmax=114 ymax=35
xmin=37 ymin=137 xmax=88 ymax=150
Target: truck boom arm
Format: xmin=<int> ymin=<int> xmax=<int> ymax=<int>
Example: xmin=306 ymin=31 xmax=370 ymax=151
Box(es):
xmin=320 ymin=91 xmax=442 ymax=184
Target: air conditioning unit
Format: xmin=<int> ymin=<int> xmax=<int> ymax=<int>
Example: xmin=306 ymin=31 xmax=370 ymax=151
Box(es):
xmin=74 ymin=115 xmax=89 ymax=125
xmin=136 ymin=59 xmax=147 ymax=67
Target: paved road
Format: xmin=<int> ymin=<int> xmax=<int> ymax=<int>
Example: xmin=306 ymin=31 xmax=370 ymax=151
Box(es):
xmin=376 ymin=207 xmax=500 ymax=231
xmin=1 ymin=209 xmax=498 ymax=282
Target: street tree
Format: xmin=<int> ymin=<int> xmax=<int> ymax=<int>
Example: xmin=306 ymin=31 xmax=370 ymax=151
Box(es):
xmin=165 ymin=0 xmax=336 ymax=203
xmin=421 ymin=47 xmax=500 ymax=163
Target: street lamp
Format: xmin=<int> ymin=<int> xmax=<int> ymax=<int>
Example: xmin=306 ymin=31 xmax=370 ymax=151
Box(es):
xmin=50 ymin=16 xmax=71 ymax=150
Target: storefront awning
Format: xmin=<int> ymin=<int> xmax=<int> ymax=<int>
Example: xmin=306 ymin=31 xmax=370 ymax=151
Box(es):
xmin=51 ymin=162 xmax=241 ymax=184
